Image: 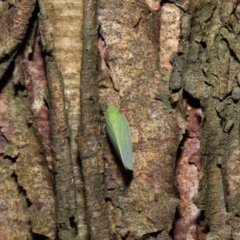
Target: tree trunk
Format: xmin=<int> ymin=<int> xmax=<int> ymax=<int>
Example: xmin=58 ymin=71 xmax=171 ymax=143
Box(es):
xmin=0 ymin=0 xmax=239 ymax=239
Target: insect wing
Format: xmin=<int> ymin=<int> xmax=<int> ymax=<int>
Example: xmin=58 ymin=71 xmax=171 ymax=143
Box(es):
xmin=106 ymin=106 xmax=133 ymax=170
xmin=117 ymin=114 xmax=133 ymax=170
xmin=106 ymin=116 xmax=121 ymax=160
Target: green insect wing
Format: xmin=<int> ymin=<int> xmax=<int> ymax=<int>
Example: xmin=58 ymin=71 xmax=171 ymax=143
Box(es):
xmin=106 ymin=105 xmax=133 ymax=170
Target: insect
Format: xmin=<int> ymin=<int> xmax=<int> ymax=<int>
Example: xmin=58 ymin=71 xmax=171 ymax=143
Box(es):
xmin=105 ymin=105 xmax=133 ymax=170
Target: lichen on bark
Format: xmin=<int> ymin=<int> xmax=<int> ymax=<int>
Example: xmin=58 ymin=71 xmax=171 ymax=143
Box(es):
xmin=170 ymin=0 xmax=240 ymax=238
xmin=76 ymin=0 xmax=111 ymax=239
xmin=0 ymin=0 xmax=36 ymax=79
xmin=39 ymin=0 xmax=84 ymax=239
xmin=98 ymin=1 xmax=185 ymax=239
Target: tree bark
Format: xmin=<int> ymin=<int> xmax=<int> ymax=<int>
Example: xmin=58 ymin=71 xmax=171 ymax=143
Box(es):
xmin=0 ymin=0 xmax=240 ymax=239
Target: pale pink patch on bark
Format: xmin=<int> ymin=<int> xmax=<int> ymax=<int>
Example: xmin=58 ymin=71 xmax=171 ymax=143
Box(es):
xmin=174 ymin=98 xmax=207 ymax=239
xmin=23 ymin=36 xmax=51 ymax=151
xmin=98 ymin=38 xmax=110 ymax=76
xmin=145 ymin=0 xmax=161 ymax=10
xmin=159 ymin=4 xmax=181 ymax=69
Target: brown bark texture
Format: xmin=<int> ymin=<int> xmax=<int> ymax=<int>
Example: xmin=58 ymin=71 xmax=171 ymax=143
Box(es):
xmin=0 ymin=0 xmax=240 ymax=240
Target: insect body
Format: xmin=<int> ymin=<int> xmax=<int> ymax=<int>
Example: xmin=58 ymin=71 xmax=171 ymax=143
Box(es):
xmin=105 ymin=105 xmax=133 ymax=170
